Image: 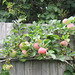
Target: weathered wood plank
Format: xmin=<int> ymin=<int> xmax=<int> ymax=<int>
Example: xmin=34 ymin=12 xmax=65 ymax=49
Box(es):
xmin=41 ymin=60 xmax=49 ymax=75
xmin=57 ymin=62 xmax=67 ymax=75
xmin=0 ymin=23 xmax=13 ymax=49
xmin=32 ymin=60 xmax=42 ymax=75
xmin=15 ymin=61 xmax=25 ymax=75
xmin=10 ymin=61 xmax=16 ymax=75
xmin=0 ymin=23 xmax=1 ymax=40
xmin=25 ymin=61 xmax=32 ymax=75
xmin=1 ymin=23 xmax=6 ymax=39
xmin=0 ymin=62 xmax=3 ymax=72
xmin=6 ymin=23 xmax=13 ymax=35
xmin=0 ymin=60 xmax=67 ymax=75
xmin=49 ymin=61 xmax=58 ymax=75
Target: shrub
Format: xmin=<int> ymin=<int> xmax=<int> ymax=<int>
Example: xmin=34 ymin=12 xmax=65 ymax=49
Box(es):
xmin=0 ymin=0 xmax=75 ymax=22
xmin=0 ymin=16 xmax=75 ymax=74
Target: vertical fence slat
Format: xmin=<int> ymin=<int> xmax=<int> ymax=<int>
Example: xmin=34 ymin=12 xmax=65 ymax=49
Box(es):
xmin=16 ymin=62 xmax=25 ymax=75
xmin=10 ymin=61 xmax=16 ymax=75
xmin=32 ymin=60 xmax=42 ymax=75
xmin=0 ymin=62 xmax=3 ymax=72
xmin=0 ymin=23 xmax=2 ymax=48
xmin=41 ymin=60 xmax=49 ymax=75
xmin=25 ymin=61 xmax=32 ymax=75
xmin=49 ymin=61 xmax=58 ymax=75
xmin=57 ymin=62 xmax=67 ymax=75
xmin=6 ymin=23 xmax=13 ymax=35
xmin=1 ymin=23 xmax=6 ymax=39
xmin=0 ymin=23 xmax=13 ymax=49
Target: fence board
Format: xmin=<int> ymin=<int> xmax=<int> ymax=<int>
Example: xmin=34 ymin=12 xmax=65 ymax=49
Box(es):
xmin=57 ymin=62 xmax=67 ymax=75
xmin=32 ymin=60 xmax=42 ymax=75
xmin=41 ymin=60 xmax=49 ymax=75
xmin=0 ymin=62 xmax=3 ymax=72
xmin=10 ymin=61 xmax=16 ymax=75
xmin=0 ymin=23 xmax=13 ymax=48
xmin=15 ymin=61 xmax=25 ymax=75
xmin=49 ymin=61 xmax=58 ymax=75
xmin=25 ymin=61 xmax=32 ymax=75
xmin=8 ymin=60 xmax=67 ymax=75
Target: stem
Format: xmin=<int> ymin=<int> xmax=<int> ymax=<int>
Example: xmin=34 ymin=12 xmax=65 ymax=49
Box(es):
xmin=65 ymin=60 xmax=75 ymax=70
xmin=44 ymin=40 xmax=51 ymax=48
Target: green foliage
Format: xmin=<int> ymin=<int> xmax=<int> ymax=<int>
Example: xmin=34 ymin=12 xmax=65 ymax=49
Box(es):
xmin=64 ymin=70 xmax=73 ymax=75
xmin=0 ymin=0 xmax=75 ymax=22
xmin=19 ymin=59 xmax=26 ymax=62
xmin=0 ymin=10 xmax=9 ymax=22
xmin=64 ymin=65 xmax=74 ymax=75
xmin=0 ymin=69 xmax=10 ymax=75
xmin=1 ymin=16 xmax=75 ymax=60
xmin=0 ymin=16 xmax=75 ymax=74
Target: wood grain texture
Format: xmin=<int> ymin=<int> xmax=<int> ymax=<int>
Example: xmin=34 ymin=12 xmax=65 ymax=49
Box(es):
xmin=0 ymin=62 xmax=3 ymax=72
xmin=0 ymin=23 xmax=13 ymax=49
xmin=32 ymin=60 xmax=42 ymax=75
xmin=0 ymin=59 xmax=67 ymax=75
xmin=15 ymin=61 xmax=25 ymax=75
xmin=49 ymin=61 xmax=58 ymax=75
xmin=57 ymin=62 xmax=67 ymax=75
xmin=41 ymin=60 xmax=49 ymax=75
xmin=25 ymin=61 xmax=32 ymax=75
xmin=10 ymin=61 xmax=16 ymax=75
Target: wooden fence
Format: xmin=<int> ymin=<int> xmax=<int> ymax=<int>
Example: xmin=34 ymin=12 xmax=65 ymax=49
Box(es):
xmin=0 ymin=23 xmax=67 ymax=75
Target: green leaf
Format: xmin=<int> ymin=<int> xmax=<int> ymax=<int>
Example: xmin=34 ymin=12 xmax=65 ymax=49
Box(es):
xmin=10 ymin=29 xmax=18 ymax=33
xmin=73 ymin=73 xmax=75 ymax=75
xmin=49 ymin=50 xmax=55 ymax=54
xmin=59 ymin=56 xmax=65 ymax=61
xmin=0 ymin=69 xmax=10 ymax=75
xmin=37 ymin=56 xmax=43 ymax=60
xmin=46 ymin=50 xmax=56 ymax=59
xmin=57 ymin=3 xmax=61 ymax=6
xmin=64 ymin=70 xmax=73 ymax=75
xmin=53 ymin=35 xmax=60 ymax=40
xmin=41 ymin=0 xmax=44 ymax=2
xmin=3 ymin=64 xmax=7 ymax=70
xmin=19 ymin=24 xmax=26 ymax=29
xmin=69 ymin=51 xmax=75 ymax=56
xmin=65 ymin=39 xmax=70 ymax=42
xmin=7 ymin=59 xmax=10 ymax=64
xmin=44 ymin=39 xmax=51 ymax=44
xmin=67 ymin=65 xmax=74 ymax=73
xmin=32 ymin=51 xmax=36 ymax=56
xmin=50 ymin=54 xmax=56 ymax=59
xmin=46 ymin=50 xmax=54 ymax=56
xmin=61 ymin=35 xmax=65 ymax=40
xmin=23 ymin=0 xmax=26 ymax=3
xmin=65 ymin=34 xmax=70 ymax=39
xmin=19 ymin=59 xmax=26 ymax=62
xmin=2 ymin=0 xmax=6 ymax=4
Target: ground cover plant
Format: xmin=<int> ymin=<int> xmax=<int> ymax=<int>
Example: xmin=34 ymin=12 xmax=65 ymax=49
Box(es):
xmin=0 ymin=16 xmax=75 ymax=75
